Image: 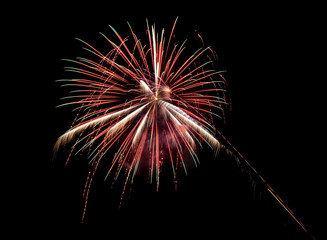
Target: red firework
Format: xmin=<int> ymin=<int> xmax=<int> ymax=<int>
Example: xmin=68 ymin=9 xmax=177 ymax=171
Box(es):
xmin=54 ymin=18 xmax=313 ymax=237
xmin=54 ymin=18 xmax=227 ymax=220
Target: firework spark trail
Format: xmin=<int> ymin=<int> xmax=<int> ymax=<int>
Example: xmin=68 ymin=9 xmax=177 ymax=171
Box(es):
xmin=54 ymin=18 xmax=313 ymax=236
xmin=216 ymin=130 xmax=313 ymax=236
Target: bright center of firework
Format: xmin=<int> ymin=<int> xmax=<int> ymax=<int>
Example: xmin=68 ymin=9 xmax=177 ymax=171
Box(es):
xmin=159 ymin=86 xmax=171 ymax=101
xmin=162 ymin=86 xmax=171 ymax=93
xmin=140 ymin=80 xmax=171 ymax=101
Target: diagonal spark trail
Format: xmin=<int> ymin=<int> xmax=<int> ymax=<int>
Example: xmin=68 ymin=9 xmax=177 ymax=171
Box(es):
xmin=54 ymin=18 xmax=314 ymax=237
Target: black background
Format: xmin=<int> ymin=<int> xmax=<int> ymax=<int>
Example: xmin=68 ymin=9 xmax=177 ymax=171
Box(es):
xmin=16 ymin=3 xmax=323 ymax=239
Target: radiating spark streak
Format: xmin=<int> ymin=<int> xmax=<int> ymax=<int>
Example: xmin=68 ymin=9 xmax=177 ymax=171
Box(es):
xmin=152 ymin=26 xmax=158 ymax=90
xmin=168 ymin=47 xmax=209 ymax=83
xmin=106 ymin=25 xmax=148 ymax=81
xmin=126 ymin=22 xmax=150 ymax=75
xmin=165 ymin=114 xmax=199 ymax=166
xmin=162 ymin=101 xmax=219 ymax=148
xmin=54 ymin=105 xmax=139 ymax=151
xmin=267 ymin=188 xmax=308 ymax=233
xmin=164 ymin=105 xmax=195 ymax=148
xmin=155 ymin=116 xmax=160 ymax=190
xmin=169 ymin=61 xmax=214 ymax=88
xmin=132 ymin=109 xmax=150 ymax=146
xmin=140 ymin=80 xmax=153 ymax=93
xmin=105 ymin=103 xmax=149 ymax=138
xmin=165 ymin=131 xmax=176 ymax=179
xmin=215 ymin=129 xmax=313 ymax=237
xmin=171 ymin=74 xmax=223 ymax=92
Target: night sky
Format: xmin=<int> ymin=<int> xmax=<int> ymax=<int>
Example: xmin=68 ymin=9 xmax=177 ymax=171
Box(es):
xmin=21 ymin=4 xmax=323 ymax=239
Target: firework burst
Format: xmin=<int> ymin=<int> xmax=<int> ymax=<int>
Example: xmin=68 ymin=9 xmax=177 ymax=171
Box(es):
xmin=54 ymin=18 xmax=312 ymax=236
xmin=54 ymin=18 xmax=227 ymax=219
